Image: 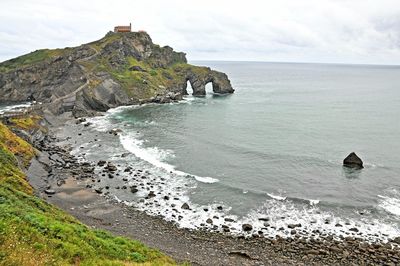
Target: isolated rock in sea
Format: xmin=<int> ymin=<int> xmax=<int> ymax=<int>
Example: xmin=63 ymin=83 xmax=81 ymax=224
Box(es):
xmin=343 ymin=152 xmax=364 ymax=169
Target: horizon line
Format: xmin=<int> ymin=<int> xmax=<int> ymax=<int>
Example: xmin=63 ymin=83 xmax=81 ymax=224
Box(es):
xmin=189 ymin=59 xmax=400 ymax=67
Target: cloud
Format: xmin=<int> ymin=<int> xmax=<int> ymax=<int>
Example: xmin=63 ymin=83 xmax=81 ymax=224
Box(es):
xmin=0 ymin=0 xmax=400 ymax=64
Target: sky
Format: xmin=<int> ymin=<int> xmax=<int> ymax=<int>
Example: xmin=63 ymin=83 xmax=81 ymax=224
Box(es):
xmin=0 ymin=0 xmax=400 ymax=65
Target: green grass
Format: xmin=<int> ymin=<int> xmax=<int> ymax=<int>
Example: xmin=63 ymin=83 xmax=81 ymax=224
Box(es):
xmin=0 ymin=121 xmax=176 ymax=265
xmin=0 ymin=49 xmax=68 ymax=73
xmin=93 ymin=55 xmax=213 ymax=99
xmin=9 ymin=115 xmax=47 ymax=133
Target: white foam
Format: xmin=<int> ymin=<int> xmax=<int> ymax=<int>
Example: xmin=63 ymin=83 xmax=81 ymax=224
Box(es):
xmin=192 ymin=175 xmax=219 ymax=183
xmin=120 ymin=133 xmax=219 ymax=184
xmin=0 ymin=102 xmax=32 ymax=114
xmin=243 ymin=198 xmax=400 ymax=241
xmin=378 ymin=195 xmax=400 ymax=216
xmin=87 ymin=115 xmax=114 ymax=132
xmin=309 ymin=199 xmax=320 ymax=206
xmin=267 ymin=193 xmax=287 ymax=201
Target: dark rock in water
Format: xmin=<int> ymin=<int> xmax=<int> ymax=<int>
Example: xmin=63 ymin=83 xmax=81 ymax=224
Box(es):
xmin=76 ymin=118 xmax=87 ymax=124
xmin=44 ymin=189 xmax=56 ymax=195
xmin=124 ymin=167 xmax=132 ymax=172
xmin=392 ymin=236 xmax=400 ymax=244
xmin=343 ymin=152 xmax=364 ymax=169
xmin=121 ymin=153 xmax=130 ymax=158
xmin=95 ymin=188 xmax=103 ymax=194
xmin=288 ymin=223 xmax=301 ymax=229
xmin=349 ymin=227 xmax=359 ymax=232
xmin=130 ymin=187 xmax=138 ymax=193
xmin=242 ymin=224 xmax=253 ymax=232
xmin=147 ymin=191 xmax=156 ymax=198
xmin=206 ymin=218 xmax=213 ymax=224
xmin=108 ymin=129 xmax=122 ymax=135
xmin=224 ymin=218 xmax=235 ymax=222
xmin=181 ymin=203 xmax=190 ymax=210
xmin=105 ymin=163 xmax=117 ymax=172
xmin=97 ymin=160 xmax=106 ymax=166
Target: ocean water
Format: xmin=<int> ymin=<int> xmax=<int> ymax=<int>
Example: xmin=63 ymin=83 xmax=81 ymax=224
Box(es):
xmin=85 ymin=61 xmax=400 ymax=240
xmin=6 ymin=61 xmax=400 ymax=241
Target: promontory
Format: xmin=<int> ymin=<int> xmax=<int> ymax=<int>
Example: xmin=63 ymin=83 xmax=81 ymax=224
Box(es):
xmin=0 ymin=31 xmax=234 ymax=117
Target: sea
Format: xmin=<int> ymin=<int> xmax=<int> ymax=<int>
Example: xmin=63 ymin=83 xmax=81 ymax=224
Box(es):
xmin=4 ymin=61 xmax=400 ymax=241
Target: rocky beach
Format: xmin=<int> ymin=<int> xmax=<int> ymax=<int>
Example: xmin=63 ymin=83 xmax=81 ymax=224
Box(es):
xmin=16 ymin=110 xmax=400 ymax=265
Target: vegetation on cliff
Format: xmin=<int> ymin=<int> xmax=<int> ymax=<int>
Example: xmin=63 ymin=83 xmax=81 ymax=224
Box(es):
xmin=0 ymin=120 xmax=175 ymax=265
xmin=0 ymin=31 xmax=233 ymax=117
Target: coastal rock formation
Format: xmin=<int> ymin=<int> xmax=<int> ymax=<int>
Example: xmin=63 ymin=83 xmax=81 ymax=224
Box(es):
xmin=343 ymin=152 xmax=364 ymax=169
xmin=0 ymin=31 xmax=234 ymax=117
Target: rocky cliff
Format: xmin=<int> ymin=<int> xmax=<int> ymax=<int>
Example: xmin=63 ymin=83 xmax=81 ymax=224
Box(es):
xmin=0 ymin=31 xmax=234 ymax=117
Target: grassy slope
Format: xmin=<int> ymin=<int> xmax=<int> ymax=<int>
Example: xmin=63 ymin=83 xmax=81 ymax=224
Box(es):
xmin=0 ymin=121 xmax=175 ymax=266
xmin=0 ymin=49 xmax=69 ymax=73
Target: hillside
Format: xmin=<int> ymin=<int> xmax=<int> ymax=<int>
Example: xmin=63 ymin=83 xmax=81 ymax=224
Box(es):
xmin=0 ymin=118 xmax=175 ymax=265
xmin=0 ymin=31 xmax=234 ymax=117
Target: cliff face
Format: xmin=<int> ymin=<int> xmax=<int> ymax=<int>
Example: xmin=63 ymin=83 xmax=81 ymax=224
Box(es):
xmin=0 ymin=31 xmax=234 ymax=117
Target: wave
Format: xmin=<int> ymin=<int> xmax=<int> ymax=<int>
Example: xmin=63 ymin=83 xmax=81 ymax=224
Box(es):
xmin=309 ymin=199 xmax=320 ymax=206
xmin=378 ymin=194 xmax=400 ymax=216
xmin=0 ymin=102 xmax=32 ymax=114
xmin=245 ymin=197 xmax=400 ymax=241
xmin=267 ymin=193 xmax=320 ymax=206
xmin=184 ymin=174 xmax=219 ymax=184
xmin=267 ymin=193 xmax=286 ymax=201
xmin=119 ymin=133 xmax=219 ymax=184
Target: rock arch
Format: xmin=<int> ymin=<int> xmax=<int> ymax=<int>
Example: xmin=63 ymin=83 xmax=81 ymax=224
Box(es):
xmin=182 ymin=70 xmax=234 ymax=96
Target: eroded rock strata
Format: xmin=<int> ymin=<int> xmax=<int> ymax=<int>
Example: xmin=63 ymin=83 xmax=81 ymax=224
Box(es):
xmin=0 ymin=31 xmax=234 ymax=117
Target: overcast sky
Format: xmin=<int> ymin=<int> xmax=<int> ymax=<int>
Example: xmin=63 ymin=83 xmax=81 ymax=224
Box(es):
xmin=1 ymin=0 xmax=400 ymax=64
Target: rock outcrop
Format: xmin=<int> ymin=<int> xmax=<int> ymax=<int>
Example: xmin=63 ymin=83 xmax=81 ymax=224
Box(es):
xmin=343 ymin=152 xmax=364 ymax=169
xmin=0 ymin=31 xmax=234 ymax=117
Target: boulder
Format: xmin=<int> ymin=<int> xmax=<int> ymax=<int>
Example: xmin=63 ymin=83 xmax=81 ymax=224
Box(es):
xmin=97 ymin=160 xmax=106 ymax=166
xmin=392 ymin=237 xmax=400 ymax=245
xmin=128 ymin=65 xmax=146 ymax=72
xmin=242 ymin=224 xmax=253 ymax=232
xmin=343 ymin=152 xmax=364 ymax=169
xmin=44 ymin=189 xmax=56 ymax=195
xmin=105 ymin=163 xmax=117 ymax=172
xmin=181 ymin=203 xmax=190 ymax=210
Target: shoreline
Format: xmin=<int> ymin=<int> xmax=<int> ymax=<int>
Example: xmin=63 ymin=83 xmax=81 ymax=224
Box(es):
xmin=24 ymin=111 xmax=400 ymax=265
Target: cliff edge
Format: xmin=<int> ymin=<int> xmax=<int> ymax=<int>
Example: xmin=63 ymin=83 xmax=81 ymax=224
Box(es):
xmin=0 ymin=31 xmax=234 ymax=117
